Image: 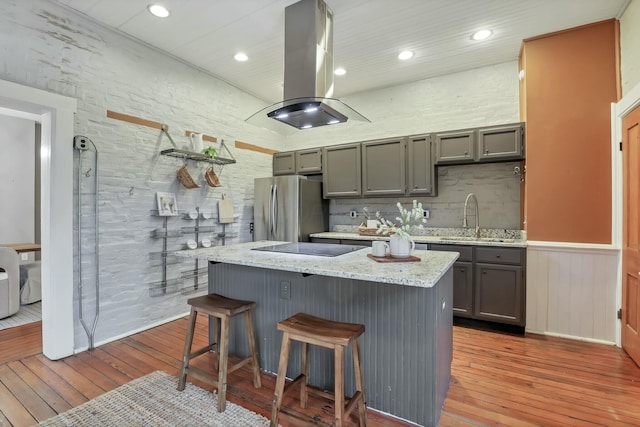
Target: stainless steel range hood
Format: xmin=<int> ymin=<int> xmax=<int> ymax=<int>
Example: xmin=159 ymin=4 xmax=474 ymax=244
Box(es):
xmin=246 ymin=0 xmax=369 ymax=132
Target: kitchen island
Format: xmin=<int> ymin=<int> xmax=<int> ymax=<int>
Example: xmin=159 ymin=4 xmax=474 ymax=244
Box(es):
xmin=177 ymin=241 xmax=458 ymax=426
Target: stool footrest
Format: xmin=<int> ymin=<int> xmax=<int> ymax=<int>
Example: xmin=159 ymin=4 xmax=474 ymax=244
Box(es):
xmin=344 ymin=391 xmax=364 ymax=418
xmin=188 ymin=343 xmax=217 ymax=360
xmin=227 ymin=356 xmax=254 ymax=375
xmin=183 ymin=365 xmax=219 ymax=388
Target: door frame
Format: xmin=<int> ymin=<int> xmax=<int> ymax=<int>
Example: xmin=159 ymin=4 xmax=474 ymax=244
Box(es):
xmin=0 ymin=79 xmax=76 ymax=359
xmin=613 ymin=81 xmax=640 ymax=347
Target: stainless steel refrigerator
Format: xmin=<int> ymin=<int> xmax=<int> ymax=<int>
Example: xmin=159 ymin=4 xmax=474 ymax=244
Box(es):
xmin=253 ymin=176 xmax=329 ymax=242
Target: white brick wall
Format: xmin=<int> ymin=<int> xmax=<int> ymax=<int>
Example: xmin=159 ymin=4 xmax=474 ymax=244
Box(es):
xmin=285 ymin=62 xmax=520 ymax=148
xmin=1 ymin=0 xmax=521 ymax=350
xmin=0 ymin=0 xmax=284 ymax=349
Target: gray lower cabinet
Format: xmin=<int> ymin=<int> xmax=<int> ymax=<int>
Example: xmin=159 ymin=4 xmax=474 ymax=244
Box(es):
xmin=452 ymin=262 xmax=473 ymax=317
xmin=273 ymin=151 xmax=295 ymax=175
xmin=295 ymin=148 xmax=322 ymax=174
xmin=434 ymin=129 xmax=476 ymax=164
xmin=477 ymin=123 xmax=524 ymax=162
xmin=362 ymin=138 xmax=406 ymax=197
xmin=430 ymin=244 xmax=473 ymax=318
xmin=474 ymin=263 xmax=524 ymax=325
xmin=322 ymin=143 xmax=362 ymax=198
xmin=429 ymin=243 xmax=526 ymax=326
xmin=407 ymin=134 xmax=436 ymax=196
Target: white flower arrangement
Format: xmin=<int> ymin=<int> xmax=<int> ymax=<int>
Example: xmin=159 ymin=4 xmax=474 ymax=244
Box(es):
xmin=377 ymin=200 xmax=427 ymax=238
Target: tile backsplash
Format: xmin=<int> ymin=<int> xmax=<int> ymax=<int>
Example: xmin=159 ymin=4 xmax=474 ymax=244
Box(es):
xmin=330 ymin=161 xmax=522 ymax=230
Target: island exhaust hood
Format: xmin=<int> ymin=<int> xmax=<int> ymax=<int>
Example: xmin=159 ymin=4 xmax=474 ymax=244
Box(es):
xmin=246 ymin=0 xmax=369 ymax=131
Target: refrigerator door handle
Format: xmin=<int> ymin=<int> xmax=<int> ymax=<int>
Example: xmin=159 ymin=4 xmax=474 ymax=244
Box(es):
xmin=272 ymin=184 xmax=278 ymax=238
xmin=268 ymin=184 xmax=274 ymax=239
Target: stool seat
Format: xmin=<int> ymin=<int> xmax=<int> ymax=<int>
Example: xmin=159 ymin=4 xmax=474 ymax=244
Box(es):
xmin=178 ymin=293 xmax=261 ymax=413
xmin=271 ymin=312 xmax=367 ymax=427
xmin=187 ymin=294 xmax=256 ymax=317
xmin=278 ymin=312 xmax=365 ymax=347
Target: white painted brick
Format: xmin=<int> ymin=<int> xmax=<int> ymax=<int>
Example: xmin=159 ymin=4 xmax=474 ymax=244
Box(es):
xmin=1 ymin=0 xmax=522 ymax=350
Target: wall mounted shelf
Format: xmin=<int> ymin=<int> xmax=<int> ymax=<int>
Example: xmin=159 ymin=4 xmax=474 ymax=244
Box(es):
xmin=160 ymin=148 xmax=236 ymax=165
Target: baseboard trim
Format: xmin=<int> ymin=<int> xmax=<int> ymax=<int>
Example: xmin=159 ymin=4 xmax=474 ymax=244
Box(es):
xmin=74 ymin=311 xmax=190 ymax=354
xmin=525 ymin=328 xmax=617 ymax=347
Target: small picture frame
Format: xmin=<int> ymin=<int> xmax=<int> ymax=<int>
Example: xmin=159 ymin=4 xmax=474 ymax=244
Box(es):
xmin=156 ymin=192 xmax=178 ymax=216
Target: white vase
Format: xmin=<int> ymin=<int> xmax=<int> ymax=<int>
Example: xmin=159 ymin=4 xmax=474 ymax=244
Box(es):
xmin=389 ymin=235 xmax=415 ymax=258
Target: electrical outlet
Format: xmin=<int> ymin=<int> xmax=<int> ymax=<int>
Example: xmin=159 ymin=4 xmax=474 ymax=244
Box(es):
xmin=423 ymin=209 xmax=430 ymax=219
xmin=279 ymin=281 xmax=291 ymax=300
xmin=249 ymin=222 xmax=254 ymax=234
xmin=73 ymin=135 xmax=90 ymax=151
xmin=21 ymin=253 xmax=29 ymax=261
xmin=349 ymin=210 xmax=357 ymax=218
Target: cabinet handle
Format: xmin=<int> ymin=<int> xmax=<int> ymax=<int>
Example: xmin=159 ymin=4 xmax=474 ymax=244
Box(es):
xmin=464 ymin=151 xmax=468 ymax=155
xmin=459 ymin=268 xmax=465 ymax=273
xmin=485 ymin=150 xmax=489 ymax=154
xmin=496 ymin=255 xmax=501 ymax=258
xmin=414 ymin=185 xmax=418 ymax=188
xmin=367 ymin=187 xmax=371 ymax=190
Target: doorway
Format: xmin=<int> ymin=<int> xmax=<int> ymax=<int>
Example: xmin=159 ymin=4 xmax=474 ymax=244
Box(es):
xmin=0 ymin=79 xmax=76 ymax=359
xmin=615 ymin=81 xmax=640 ymax=367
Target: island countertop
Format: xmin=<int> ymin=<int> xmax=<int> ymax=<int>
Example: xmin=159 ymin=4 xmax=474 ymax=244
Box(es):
xmin=176 ymin=240 xmax=458 ymax=288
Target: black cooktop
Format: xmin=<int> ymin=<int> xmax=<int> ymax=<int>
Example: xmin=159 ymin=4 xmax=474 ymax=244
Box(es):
xmin=252 ymin=242 xmax=366 ymax=257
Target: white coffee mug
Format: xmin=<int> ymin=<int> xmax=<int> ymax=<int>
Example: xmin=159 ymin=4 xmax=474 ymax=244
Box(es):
xmin=371 ymin=240 xmax=390 ymax=257
xmin=190 ymin=132 xmax=204 ymax=153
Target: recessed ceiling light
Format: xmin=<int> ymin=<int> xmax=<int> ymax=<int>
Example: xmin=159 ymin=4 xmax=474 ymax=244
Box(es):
xmin=398 ymin=50 xmax=414 ymax=61
xmin=147 ymin=4 xmax=170 ymax=18
xmin=471 ymin=29 xmax=493 ymax=41
xmin=334 ymin=67 xmax=346 ymax=76
xmin=234 ymin=52 xmax=249 ymax=62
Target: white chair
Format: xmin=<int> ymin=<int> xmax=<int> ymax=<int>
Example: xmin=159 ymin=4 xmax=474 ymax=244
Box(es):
xmin=0 ymin=247 xmax=20 ymax=319
xmin=20 ymin=261 xmax=41 ymax=304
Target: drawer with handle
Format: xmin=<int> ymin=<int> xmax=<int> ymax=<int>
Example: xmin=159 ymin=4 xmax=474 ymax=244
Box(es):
xmin=475 ymin=247 xmax=524 ymax=265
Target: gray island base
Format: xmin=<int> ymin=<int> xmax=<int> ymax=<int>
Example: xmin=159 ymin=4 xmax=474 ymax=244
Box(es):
xmin=177 ymin=241 xmax=458 ymax=426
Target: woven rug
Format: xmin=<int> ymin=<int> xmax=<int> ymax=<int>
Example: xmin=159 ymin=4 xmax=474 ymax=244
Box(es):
xmin=38 ymin=371 xmax=271 ymax=426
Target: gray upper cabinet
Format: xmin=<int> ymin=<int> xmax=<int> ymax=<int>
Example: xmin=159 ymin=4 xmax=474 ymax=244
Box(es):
xmin=295 ymin=148 xmax=322 ymax=174
xmin=322 ymin=143 xmax=362 ymax=198
xmin=362 ymin=138 xmax=406 ymax=197
xmin=434 ymin=129 xmax=476 ymax=164
xmin=273 ymin=151 xmax=296 ymax=175
xmin=407 ymin=134 xmax=436 ymax=196
xmin=477 ymin=123 xmax=524 ymax=162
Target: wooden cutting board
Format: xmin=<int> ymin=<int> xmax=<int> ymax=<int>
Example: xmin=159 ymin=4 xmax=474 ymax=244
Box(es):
xmin=218 ymin=193 xmax=234 ymax=223
xmin=367 ymin=254 xmax=421 ymax=263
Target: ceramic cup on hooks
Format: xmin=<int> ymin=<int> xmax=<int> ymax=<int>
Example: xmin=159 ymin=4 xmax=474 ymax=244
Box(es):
xmin=190 ymin=132 xmax=204 ymax=154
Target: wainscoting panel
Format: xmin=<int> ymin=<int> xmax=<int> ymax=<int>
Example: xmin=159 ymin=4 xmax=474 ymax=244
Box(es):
xmin=526 ymin=244 xmax=619 ymax=343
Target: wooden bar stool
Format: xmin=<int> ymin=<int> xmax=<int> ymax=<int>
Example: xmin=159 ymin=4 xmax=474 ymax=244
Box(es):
xmin=271 ymin=312 xmax=367 ymax=427
xmin=177 ymin=293 xmax=261 ymax=412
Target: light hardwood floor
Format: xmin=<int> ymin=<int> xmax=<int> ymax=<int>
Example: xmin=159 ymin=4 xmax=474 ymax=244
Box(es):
xmin=1 ymin=317 xmax=639 ymax=426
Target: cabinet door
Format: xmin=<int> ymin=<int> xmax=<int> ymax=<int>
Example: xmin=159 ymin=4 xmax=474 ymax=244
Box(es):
xmin=362 ymin=138 xmax=406 ymax=197
xmin=453 ymin=261 xmax=473 ymax=318
xmin=407 ymin=134 xmax=436 ymax=196
xmin=474 ymin=264 xmax=524 ymax=326
xmin=477 ymin=123 xmax=524 ymax=162
xmin=322 ymin=143 xmax=362 ymax=198
xmin=434 ymin=129 xmax=476 ymax=164
xmin=273 ymin=152 xmax=296 ymax=175
xmin=296 ymin=148 xmax=322 ymax=174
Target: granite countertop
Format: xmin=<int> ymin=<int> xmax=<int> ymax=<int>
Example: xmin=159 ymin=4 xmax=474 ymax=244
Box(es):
xmin=310 ymin=228 xmax=527 ymax=248
xmin=175 ymin=240 xmax=459 ymax=288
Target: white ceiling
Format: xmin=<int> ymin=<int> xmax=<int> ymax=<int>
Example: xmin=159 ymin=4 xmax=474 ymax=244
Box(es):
xmin=52 ymin=0 xmax=628 ymax=103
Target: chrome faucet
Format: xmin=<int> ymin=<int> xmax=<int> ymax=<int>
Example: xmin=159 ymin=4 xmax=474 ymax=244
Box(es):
xmin=463 ymin=193 xmax=480 ymax=238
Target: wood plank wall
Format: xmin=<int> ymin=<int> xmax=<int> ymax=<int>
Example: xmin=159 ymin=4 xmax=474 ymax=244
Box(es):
xmin=526 ymin=245 xmax=619 ymax=343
